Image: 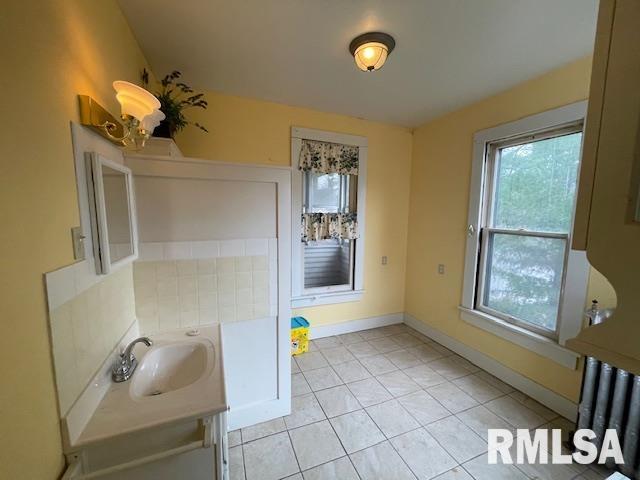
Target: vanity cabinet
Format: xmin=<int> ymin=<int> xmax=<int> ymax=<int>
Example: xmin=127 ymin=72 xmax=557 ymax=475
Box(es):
xmin=64 ymin=411 xmax=228 ymax=480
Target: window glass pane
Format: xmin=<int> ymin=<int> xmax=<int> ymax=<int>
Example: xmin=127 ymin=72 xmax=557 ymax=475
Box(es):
xmin=304 ymin=239 xmax=352 ymax=288
xmin=492 ymin=132 xmax=582 ymax=233
xmin=483 ymin=233 xmax=566 ymax=332
xmin=309 ymin=173 xmax=344 ymax=213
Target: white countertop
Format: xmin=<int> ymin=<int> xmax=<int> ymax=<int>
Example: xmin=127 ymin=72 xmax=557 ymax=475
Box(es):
xmin=72 ymin=325 xmax=227 ymax=448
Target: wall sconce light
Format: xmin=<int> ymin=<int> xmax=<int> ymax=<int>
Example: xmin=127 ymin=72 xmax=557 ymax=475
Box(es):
xmin=349 ymin=32 xmax=396 ymax=72
xmin=78 ymin=81 xmax=163 ymax=149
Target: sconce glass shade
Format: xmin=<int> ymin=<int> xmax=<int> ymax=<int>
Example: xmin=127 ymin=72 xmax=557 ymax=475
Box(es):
xmin=113 ymin=81 xmax=160 ymax=121
xmin=349 ymin=32 xmax=396 ymax=72
xmin=140 ymin=109 xmax=165 ymax=133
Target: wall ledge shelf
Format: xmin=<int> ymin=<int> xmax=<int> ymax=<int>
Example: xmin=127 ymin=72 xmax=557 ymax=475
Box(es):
xmin=566 ymin=337 xmax=640 ymax=376
xmin=126 ymin=137 xmax=184 ymax=158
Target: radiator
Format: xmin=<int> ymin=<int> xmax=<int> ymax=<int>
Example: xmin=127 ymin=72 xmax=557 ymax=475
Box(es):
xmin=576 ymin=303 xmax=640 ymax=478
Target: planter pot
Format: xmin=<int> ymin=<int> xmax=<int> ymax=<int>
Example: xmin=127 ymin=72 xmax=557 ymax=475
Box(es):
xmin=153 ymin=120 xmax=176 ymax=139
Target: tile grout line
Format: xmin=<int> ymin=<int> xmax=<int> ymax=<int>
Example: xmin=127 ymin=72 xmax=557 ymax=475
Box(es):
xmin=310 ymin=388 xmax=366 ymax=479
xmin=284 ymin=427 xmax=303 ymax=477
xmin=235 ymin=324 xmax=570 ymax=480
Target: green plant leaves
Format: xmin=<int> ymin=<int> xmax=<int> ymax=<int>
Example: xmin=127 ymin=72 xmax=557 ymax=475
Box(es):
xmin=154 ymin=70 xmax=208 ymax=136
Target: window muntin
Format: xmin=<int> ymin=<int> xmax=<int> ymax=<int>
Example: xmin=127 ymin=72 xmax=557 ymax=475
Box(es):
xmin=477 ymin=126 xmax=583 ymax=337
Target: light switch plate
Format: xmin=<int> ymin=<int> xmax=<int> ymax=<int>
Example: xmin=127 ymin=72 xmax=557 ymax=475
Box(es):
xmin=71 ymin=226 xmax=86 ymax=260
xmin=381 ymin=256 xmax=388 ymax=265
xmin=438 ymin=264 xmax=445 ymax=274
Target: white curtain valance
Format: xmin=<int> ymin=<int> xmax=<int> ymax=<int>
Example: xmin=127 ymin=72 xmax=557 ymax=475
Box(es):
xmin=301 ymin=213 xmax=358 ymax=242
xmin=299 ymin=139 xmax=359 ymax=175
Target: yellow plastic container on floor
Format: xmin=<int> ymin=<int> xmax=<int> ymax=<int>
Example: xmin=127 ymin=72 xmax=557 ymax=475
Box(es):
xmin=291 ymin=317 xmax=310 ymax=355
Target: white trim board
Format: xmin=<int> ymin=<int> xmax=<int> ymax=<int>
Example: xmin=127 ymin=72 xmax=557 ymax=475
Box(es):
xmin=403 ymin=313 xmax=579 ymax=421
xmin=290 ymin=126 xmax=367 ymax=305
xmin=459 ymin=307 xmax=580 ymax=370
xmin=292 ymin=290 xmax=364 ymax=308
xmin=461 ymin=101 xmax=590 ymax=362
xmin=308 ymin=313 xmax=403 ymax=339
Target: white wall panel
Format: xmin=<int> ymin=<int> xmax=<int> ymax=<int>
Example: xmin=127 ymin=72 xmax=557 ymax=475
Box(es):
xmin=135 ymin=176 xmax=276 ymax=242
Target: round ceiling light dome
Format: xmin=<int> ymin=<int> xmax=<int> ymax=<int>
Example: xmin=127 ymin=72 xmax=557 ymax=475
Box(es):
xmin=349 ymin=32 xmax=396 ymax=72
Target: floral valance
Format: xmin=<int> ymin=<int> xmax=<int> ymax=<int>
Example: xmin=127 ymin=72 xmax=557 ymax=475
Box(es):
xmin=299 ymin=139 xmax=359 ymax=175
xmin=301 ymin=213 xmax=359 ymax=242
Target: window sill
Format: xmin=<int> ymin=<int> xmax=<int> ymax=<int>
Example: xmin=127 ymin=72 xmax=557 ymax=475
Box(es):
xmin=292 ymin=290 xmax=364 ymax=308
xmin=458 ymin=306 xmax=580 ymax=370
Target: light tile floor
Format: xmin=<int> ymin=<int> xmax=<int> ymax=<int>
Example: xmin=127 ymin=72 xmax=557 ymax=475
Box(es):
xmin=229 ymin=324 xmax=616 ymax=480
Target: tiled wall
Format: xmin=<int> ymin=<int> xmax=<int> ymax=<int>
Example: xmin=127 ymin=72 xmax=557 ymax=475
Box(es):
xmin=46 ymin=264 xmax=136 ymax=416
xmin=134 ymin=238 xmax=277 ymax=334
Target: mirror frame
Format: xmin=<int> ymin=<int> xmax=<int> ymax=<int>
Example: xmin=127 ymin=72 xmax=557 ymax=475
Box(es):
xmin=86 ymin=153 xmax=138 ymax=274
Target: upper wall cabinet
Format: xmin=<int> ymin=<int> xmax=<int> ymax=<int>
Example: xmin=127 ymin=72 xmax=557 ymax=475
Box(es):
xmin=86 ymin=153 xmax=138 ymax=274
xmin=568 ymin=0 xmax=640 ymax=374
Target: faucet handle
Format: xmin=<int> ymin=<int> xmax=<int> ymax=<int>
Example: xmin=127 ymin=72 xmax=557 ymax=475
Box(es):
xmin=112 ymin=336 xmax=153 ymax=383
xmin=121 ymin=336 xmax=153 ymax=359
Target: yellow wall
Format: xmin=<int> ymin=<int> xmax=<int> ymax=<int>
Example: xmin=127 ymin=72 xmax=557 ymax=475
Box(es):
xmin=0 ymin=2 xmax=150 ymax=478
xmin=177 ymin=92 xmax=412 ymax=325
xmin=404 ymin=57 xmax=604 ymax=402
xmin=176 ymin=93 xmax=414 ymax=326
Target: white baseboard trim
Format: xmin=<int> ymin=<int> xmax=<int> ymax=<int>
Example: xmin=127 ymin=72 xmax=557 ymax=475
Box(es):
xmin=404 ymin=313 xmax=579 ymax=422
xmin=310 ymin=313 xmax=403 ymax=339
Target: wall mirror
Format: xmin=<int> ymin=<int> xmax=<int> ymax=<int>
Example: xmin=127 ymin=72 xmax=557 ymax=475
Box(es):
xmin=86 ymin=153 xmax=138 ymax=274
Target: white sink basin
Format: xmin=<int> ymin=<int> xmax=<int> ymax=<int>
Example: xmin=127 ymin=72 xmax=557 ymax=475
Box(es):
xmin=131 ymin=341 xmax=211 ymax=398
xmin=71 ymin=327 xmax=226 ymax=448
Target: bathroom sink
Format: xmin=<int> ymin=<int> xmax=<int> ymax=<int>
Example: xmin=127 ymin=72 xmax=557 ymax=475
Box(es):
xmin=72 ymin=326 xmax=226 ymax=448
xmin=131 ymin=341 xmax=210 ymax=398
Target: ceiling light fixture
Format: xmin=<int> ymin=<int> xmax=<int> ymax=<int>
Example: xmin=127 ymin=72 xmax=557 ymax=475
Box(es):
xmin=349 ymin=32 xmax=396 ymax=72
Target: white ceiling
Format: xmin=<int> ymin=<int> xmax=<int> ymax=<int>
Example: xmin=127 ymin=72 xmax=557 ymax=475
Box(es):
xmin=118 ymin=0 xmax=598 ymax=127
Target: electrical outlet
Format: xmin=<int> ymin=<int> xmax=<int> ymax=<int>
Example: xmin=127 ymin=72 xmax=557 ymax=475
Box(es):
xmin=381 ymin=256 xmax=388 ymax=265
xmin=438 ymin=264 xmax=445 ymax=274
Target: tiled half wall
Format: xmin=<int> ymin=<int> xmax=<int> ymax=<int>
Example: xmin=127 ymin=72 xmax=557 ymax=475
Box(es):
xmin=134 ymin=238 xmax=277 ymax=335
xmin=46 ymin=263 xmax=136 ymax=416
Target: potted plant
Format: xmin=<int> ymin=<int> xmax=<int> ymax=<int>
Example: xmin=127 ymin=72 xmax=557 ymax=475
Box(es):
xmin=144 ymin=70 xmax=209 ymax=139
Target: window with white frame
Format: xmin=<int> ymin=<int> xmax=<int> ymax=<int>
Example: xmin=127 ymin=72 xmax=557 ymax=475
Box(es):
xmin=291 ymin=128 xmax=367 ymax=307
xmin=461 ymin=102 xmax=590 ymax=365
xmin=303 ymin=172 xmax=356 ymax=289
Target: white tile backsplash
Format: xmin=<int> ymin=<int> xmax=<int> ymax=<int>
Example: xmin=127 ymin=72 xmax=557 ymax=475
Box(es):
xmin=46 ymin=238 xmax=277 ymax=418
xmin=46 ymin=264 xmax=137 ymax=417
xmin=245 ymin=238 xmax=269 ymax=256
xmin=139 ymin=239 xmax=273 ymax=261
xmin=163 ymin=242 xmax=192 ymax=260
xmin=46 ymin=264 xmax=77 ymax=311
xmin=134 ymin=238 xmax=276 ymax=335
xmin=138 ymin=242 xmax=164 ymax=261
xmin=191 ymin=240 xmax=220 ymax=258
xmin=220 ymin=239 xmax=246 ymax=257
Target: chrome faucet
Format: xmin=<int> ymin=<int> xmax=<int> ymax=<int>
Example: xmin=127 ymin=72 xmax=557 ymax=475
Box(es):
xmin=112 ymin=337 xmax=153 ymax=382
